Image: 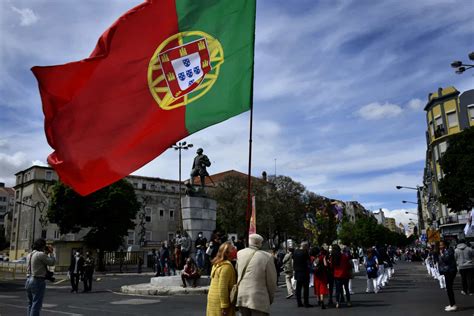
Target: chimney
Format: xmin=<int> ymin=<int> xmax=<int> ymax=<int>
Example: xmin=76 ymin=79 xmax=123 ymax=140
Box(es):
xmin=0 ymin=182 xmax=4 ymax=188
xmin=262 ymin=171 xmax=267 ymax=181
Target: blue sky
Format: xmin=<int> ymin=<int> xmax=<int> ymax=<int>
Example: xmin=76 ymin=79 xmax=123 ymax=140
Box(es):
xmin=1 ymin=0 xmax=473 ymax=227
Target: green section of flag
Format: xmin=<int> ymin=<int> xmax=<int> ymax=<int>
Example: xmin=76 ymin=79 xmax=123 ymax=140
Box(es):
xmin=176 ymin=0 xmax=255 ymax=134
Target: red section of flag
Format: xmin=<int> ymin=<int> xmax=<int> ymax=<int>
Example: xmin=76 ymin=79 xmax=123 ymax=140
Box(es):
xmin=32 ymin=0 xmax=187 ymax=195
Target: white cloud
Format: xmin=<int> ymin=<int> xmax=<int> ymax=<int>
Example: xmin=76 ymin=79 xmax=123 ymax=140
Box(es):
xmin=11 ymin=6 xmax=39 ymax=26
xmin=407 ymin=98 xmax=424 ymax=110
xmin=380 ymin=208 xmax=418 ymax=230
xmin=356 ymin=102 xmax=403 ymax=120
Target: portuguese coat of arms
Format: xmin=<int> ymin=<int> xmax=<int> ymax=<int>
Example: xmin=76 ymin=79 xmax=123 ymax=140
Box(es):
xmin=159 ymin=38 xmax=212 ymax=98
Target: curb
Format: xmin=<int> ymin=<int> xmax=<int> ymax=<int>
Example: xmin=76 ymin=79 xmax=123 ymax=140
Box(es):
xmin=121 ymin=283 xmax=209 ymax=296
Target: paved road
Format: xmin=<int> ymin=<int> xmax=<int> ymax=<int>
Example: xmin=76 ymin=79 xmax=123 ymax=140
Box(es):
xmin=0 ymin=261 xmax=473 ymax=315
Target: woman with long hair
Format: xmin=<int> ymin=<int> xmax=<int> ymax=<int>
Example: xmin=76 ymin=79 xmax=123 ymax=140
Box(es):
xmin=206 ymin=241 xmax=237 ymax=316
xmin=438 ymin=240 xmax=458 ymax=312
xmin=313 ymin=247 xmax=329 ymax=309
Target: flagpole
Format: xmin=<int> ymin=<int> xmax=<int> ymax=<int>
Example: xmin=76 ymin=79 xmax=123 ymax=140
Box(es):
xmin=245 ymin=0 xmax=257 ymax=245
xmin=246 ymin=103 xmax=253 ymax=243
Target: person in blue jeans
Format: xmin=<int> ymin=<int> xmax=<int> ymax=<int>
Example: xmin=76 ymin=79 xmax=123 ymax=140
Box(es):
xmin=25 ymin=238 xmax=56 ymax=316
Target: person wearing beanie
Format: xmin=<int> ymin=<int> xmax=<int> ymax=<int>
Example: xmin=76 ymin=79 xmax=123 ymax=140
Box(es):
xmin=235 ymin=234 xmax=277 ymax=315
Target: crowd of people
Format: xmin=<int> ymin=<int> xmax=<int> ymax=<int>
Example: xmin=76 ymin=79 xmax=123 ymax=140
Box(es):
xmin=24 ymin=233 xmax=473 ymax=316
xmin=281 ymin=243 xmax=397 ymax=310
xmin=423 ymin=239 xmax=474 ymax=312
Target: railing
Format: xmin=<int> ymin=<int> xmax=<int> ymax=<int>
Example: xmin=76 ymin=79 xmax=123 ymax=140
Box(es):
xmin=0 ymin=261 xmax=27 ymax=280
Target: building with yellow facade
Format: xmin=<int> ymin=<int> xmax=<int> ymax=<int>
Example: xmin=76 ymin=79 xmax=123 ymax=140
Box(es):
xmin=423 ymin=87 xmax=474 ymax=240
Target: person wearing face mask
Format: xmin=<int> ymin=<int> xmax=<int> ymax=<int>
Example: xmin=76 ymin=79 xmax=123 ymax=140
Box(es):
xmin=68 ymin=251 xmax=84 ymax=293
xmin=195 ymin=232 xmax=207 ymax=271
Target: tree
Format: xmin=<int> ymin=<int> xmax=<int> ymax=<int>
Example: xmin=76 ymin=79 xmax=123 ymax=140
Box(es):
xmin=438 ymin=126 xmax=474 ymax=212
xmin=48 ymin=180 xmax=140 ymax=270
xmin=211 ymin=175 xmax=248 ymax=236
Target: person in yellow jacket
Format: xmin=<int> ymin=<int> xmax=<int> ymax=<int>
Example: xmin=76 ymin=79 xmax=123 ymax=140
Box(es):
xmin=207 ymin=241 xmax=237 ymax=316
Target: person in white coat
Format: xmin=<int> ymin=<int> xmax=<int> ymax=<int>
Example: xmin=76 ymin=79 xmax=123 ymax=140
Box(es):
xmin=236 ymin=234 xmax=277 ymax=316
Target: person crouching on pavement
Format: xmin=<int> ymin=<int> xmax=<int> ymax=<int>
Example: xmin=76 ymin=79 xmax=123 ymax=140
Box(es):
xmin=26 ymin=238 xmax=55 ymax=316
xmin=206 ymin=241 xmax=236 ymax=316
xmin=236 ymin=234 xmax=277 ymax=315
xmin=181 ymin=257 xmax=200 ymax=288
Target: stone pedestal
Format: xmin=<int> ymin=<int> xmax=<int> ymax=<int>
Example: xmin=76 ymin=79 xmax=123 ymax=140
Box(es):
xmin=181 ymin=196 xmax=216 ymax=242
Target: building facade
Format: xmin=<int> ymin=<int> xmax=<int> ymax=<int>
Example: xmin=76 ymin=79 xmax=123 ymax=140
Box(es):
xmin=423 ymin=87 xmax=474 ymax=240
xmin=125 ymin=175 xmax=182 ymax=248
xmin=0 ymin=183 xmax=15 ymax=243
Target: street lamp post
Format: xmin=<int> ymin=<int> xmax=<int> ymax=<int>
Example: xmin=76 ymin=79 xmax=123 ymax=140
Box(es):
xmin=450 ymin=52 xmax=474 ymax=74
xmin=171 ymin=141 xmax=193 ymax=232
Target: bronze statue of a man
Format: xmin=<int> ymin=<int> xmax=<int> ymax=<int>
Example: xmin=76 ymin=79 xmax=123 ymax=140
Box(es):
xmin=190 ymin=148 xmax=211 ymax=188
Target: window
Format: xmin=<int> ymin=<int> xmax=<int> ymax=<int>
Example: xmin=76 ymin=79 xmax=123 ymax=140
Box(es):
xmin=17 ymin=176 xmax=21 ymax=184
xmin=150 ymin=184 xmax=156 ymax=190
xmin=45 ymin=171 xmax=52 ymax=180
xmin=171 ymin=186 xmax=175 ymax=192
xmin=468 ymin=105 xmax=474 ymax=121
xmin=41 ymin=230 xmax=47 ymax=239
xmin=133 ymin=183 xmax=138 ymax=188
xmin=15 ymin=190 xmax=20 ymax=199
xmin=127 ymin=231 xmax=135 ymax=245
xmin=429 ymin=121 xmax=434 ymax=136
xmin=169 ymin=209 xmax=175 ymax=220
xmin=161 ymin=185 xmax=166 ymax=191
xmin=0 ymin=196 xmax=6 ymax=202
xmin=446 ymin=111 xmax=458 ymax=128
xmin=434 ymin=148 xmax=439 ymax=162
xmin=434 ymin=116 xmax=445 ymax=137
xmin=145 ymin=231 xmax=152 ymax=241
xmin=23 ymin=229 xmax=28 ymax=239
xmin=439 ymin=141 xmax=447 ymax=156
xmin=168 ymin=233 xmax=174 ymax=241
xmin=54 ymin=230 xmax=60 ymax=239
xmin=142 ymin=183 xmax=147 ymax=190
xmin=145 ymin=207 xmax=151 ymax=222
xmin=159 ymin=209 xmax=164 ymax=219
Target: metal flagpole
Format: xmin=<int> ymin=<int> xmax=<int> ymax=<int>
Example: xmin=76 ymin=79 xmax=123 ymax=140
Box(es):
xmin=245 ymin=0 xmax=257 ymax=245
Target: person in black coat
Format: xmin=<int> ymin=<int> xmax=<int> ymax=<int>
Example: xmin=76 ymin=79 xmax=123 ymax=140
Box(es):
xmin=292 ymin=241 xmax=313 ymax=308
xmin=68 ymin=251 xmax=85 ymax=293
xmin=438 ymin=241 xmax=458 ymax=312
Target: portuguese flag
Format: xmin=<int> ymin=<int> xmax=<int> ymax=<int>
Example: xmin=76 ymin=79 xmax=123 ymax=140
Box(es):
xmin=32 ymin=0 xmax=256 ymax=195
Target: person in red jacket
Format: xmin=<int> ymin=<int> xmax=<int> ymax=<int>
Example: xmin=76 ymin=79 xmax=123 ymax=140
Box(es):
xmin=331 ymin=244 xmax=352 ymax=308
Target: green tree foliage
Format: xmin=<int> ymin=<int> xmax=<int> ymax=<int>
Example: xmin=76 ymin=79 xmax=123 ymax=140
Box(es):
xmin=211 ymin=174 xmax=342 ymax=244
xmin=210 ymin=175 xmax=248 ymax=235
xmin=48 ymin=180 xmax=139 ymax=270
xmin=439 ymin=126 xmax=474 ymax=212
xmin=338 ymin=217 xmax=410 ymax=248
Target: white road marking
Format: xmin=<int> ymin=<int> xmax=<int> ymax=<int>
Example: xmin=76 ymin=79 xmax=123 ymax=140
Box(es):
xmin=110 ymin=298 xmax=161 ymax=305
xmin=0 ymin=295 xmax=19 ymax=299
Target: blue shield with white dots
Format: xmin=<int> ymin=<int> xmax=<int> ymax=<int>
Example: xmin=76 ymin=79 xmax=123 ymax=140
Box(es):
xmin=188 ymin=79 xmax=195 ymax=86
xmin=183 ymin=58 xmax=191 ymax=67
xmin=186 ymin=69 xmax=193 ymax=78
xmin=193 ymin=66 xmax=201 ymax=75
xmin=178 ymin=72 xmax=186 ymax=81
